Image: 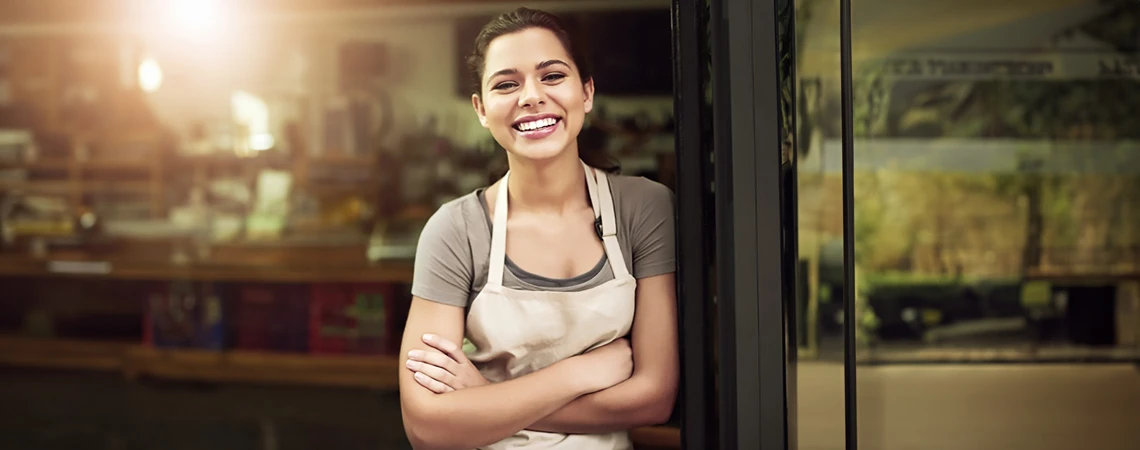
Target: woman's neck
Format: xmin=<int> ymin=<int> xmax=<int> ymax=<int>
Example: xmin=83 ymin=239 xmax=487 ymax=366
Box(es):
xmin=505 ymin=152 xmax=588 ymax=215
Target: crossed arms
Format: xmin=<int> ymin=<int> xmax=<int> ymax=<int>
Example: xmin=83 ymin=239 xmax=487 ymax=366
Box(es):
xmin=397 ymin=272 xmax=678 ymax=450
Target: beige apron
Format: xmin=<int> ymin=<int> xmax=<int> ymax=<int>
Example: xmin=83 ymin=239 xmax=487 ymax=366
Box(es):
xmin=464 ymin=161 xmax=637 ymax=450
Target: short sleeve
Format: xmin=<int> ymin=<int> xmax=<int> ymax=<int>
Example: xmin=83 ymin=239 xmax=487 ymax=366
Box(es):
xmin=629 ymin=180 xmax=676 ymax=279
xmin=411 ymin=202 xmax=474 ymax=307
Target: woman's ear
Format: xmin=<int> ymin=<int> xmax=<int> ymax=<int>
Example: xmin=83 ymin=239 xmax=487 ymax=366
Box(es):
xmin=582 ymin=78 xmax=595 ymax=114
xmin=471 ymin=93 xmax=489 ymax=128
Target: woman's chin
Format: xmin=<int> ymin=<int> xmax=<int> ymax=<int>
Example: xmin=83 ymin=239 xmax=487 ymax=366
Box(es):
xmin=508 ymin=142 xmax=572 ymax=163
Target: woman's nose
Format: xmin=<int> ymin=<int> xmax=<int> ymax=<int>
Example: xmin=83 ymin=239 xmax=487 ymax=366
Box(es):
xmin=518 ymin=81 xmax=545 ymax=108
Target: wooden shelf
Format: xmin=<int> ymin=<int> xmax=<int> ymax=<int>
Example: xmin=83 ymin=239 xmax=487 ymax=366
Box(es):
xmin=0 ymin=238 xmax=415 ymax=283
xmin=0 ymin=158 xmax=153 ymax=171
xmin=0 ymin=336 xmax=399 ymax=389
xmin=0 ymin=179 xmax=152 ymax=193
xmin=0 ymin=335 xmax=128 ymax=372
xmin=0 ymin=180 xmax=73 ymax=194
xmin=0 ymin=255 xmax=414 ymax=284
xmin=0 ymin=335 xmax=680 ymax=449
xmin=124 ymin=345 xmax=400 ymax=390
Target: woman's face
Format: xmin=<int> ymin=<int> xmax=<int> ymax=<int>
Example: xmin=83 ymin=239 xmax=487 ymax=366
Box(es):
xmin=472 ymin=27 xmax=594 ymax=164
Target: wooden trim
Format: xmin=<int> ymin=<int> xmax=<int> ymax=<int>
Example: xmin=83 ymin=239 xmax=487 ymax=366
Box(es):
xmin=0 ymin=256 xmax=414 ymax=284
xmin=0 ymin=336 xmax=399 ymax=389
xmin=630 ymin=426 xmax=681 ymax=449
xmin=124 ymin=345 xmax=399 ymax=389
xmin=0 ymin=335 xmax=128 ymax=372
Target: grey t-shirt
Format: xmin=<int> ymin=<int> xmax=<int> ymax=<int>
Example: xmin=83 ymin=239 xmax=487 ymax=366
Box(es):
xmin=411 ymin=173 xmax=676 ymax=308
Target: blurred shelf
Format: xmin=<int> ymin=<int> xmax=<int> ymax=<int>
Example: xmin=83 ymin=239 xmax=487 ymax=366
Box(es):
xmin=0 ymin=237 xmax=415 ymax=283
xmin=308 ymin=154 xmax=378 ymax=166
xmin=0 ymin=335 xmax=128 ymax=372
xmin=0 ymin=255 xmax=414 ymax=283
xmin=0 ymin=179 xmax=152 ymax=194
xmin=0 ymin=336 xmax=399 ymax=390
xmin=176 ymin=155 xmax=293 ymax=170
xmin=124 ymin=345 xmax=399 ymax=390
xmin=80 ymin=180 xmax=152 ymax=193
xmin=0 ymin=335 xmax=680 ymax=449
xmin=0 ymin=158 xmax=153 ymax=170
xmin=0 ymin=180 xmax=73 ymax=194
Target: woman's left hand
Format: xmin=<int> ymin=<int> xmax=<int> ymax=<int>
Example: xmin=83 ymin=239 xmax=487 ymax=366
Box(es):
xmin=406 ymin=333 xmax=489 ymax=394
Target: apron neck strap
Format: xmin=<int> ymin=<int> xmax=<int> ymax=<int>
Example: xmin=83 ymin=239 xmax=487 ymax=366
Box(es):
xmin=590 ymin=165 xmax=630 ymax=279
xmin=487 ymin=169 xmax=511 ymax=289
xmin=584 ymin=161 xmax=602 ymax=224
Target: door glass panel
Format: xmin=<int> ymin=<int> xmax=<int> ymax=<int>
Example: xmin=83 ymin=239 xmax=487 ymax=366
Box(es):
xmin=794 ymin=0 xmax=848 ymax=448
xmin=833 ymin=0 xmax=1140 ymax=449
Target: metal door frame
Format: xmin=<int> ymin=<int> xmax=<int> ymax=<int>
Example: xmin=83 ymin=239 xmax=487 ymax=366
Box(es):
xmin=673 ymin=0 xmax=799 ymax=448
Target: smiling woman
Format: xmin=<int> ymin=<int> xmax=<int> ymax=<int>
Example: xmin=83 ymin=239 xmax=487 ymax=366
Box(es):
xmin=398 ymin=7 xmax=679 ymax=450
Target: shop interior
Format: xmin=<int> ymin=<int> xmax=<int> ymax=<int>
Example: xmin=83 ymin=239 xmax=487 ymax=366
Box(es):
xmin=0 ymin=1 xmax=679 ymax=448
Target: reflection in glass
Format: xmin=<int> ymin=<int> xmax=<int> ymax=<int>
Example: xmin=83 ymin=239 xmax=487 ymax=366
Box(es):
xmin=795 ymin=0 xmax=848 ymax=448
xmin=800 ymin=0 xmax=1140 ymax=449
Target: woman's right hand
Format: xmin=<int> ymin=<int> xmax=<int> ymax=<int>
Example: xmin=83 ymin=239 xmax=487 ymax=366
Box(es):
xmin=574 ymin=338 xmax=634 ymax=393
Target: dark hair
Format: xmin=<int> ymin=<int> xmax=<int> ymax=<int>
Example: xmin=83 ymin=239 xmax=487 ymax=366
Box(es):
xmin=466 ymin=7 xmax=619 ymax=173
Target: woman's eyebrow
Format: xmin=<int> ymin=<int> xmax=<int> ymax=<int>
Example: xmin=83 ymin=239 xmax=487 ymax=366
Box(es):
xmin=485 ymin=60 xmax=572 ymax=86
xmin=536 ymin=59 xmax=570 ymax=70
xmin=487 ymin=68 xmax=519 ymax=81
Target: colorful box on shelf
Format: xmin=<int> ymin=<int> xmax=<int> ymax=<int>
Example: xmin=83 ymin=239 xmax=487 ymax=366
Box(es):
xmin=232 ymin=283 xmax=310 ymax=353
xmin=139 ymin=279 xmax=407 ymax=355
xmin=142 ymin=280 xmax=226 ymax=350
xmin=309 ymin=283 xmax=399 ymax=355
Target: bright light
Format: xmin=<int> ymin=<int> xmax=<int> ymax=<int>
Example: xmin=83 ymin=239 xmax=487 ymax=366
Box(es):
xmin=138 ymin=57 xmax=163 ymax=92
xmin=173 ymin=0 xmax=222 ymax=33
xmin=250 ymin=133 xmax=275 ymax=152
xmin=231 ymin=90 xmax=274 ymax=154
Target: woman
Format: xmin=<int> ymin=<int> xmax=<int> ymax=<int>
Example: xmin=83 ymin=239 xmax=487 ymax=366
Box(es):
xmin=398 ymin=7 xmax=678 ymax=450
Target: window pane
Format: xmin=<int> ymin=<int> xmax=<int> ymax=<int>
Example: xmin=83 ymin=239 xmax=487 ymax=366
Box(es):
xmin=794 ymin=0 xmax=848 ymax=447
xmin=802 ymin=0 xmax=1140 ymax=448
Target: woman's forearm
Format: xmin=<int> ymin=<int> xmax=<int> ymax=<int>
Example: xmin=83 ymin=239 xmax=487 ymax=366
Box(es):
xmin=525 ymin=373 xmax=675 ymax=434
xmin=403 ymin=358 xmax=593 ymax=450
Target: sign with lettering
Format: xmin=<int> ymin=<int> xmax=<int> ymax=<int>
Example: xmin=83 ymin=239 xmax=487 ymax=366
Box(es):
xmin=861 ymin=53 xmax=1140 ymax=80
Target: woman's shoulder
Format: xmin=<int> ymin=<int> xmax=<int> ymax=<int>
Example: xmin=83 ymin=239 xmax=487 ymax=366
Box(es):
xmin=419 ymin=190 xmax=486 ymax=245
xmin=412 ymin=190 xmax=485 ymax=308
xmin=606 ymin=173 xmax=674 ymax=208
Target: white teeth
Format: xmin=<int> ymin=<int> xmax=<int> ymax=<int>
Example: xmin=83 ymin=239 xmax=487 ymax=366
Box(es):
xmin=517 ymin=118 xmax=558 ymax=131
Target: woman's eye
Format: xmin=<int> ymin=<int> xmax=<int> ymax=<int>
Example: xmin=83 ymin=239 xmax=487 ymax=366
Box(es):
xmin=543 ymin=73 xmax=566 ymax=82
xmin=493 ymin=81 xmax=518 ymax=90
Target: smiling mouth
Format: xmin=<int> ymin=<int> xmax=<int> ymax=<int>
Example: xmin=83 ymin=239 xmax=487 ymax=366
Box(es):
xmin=513 ymin=117 xmax=561 ymax=132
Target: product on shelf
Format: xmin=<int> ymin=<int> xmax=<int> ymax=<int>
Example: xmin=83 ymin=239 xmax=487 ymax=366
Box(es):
xmin=232 ymin=282 xmax=310 ymax=353
xmin=309 ymin=283 xmax=398 ymax=355
xmin=143 ymin=280 xmax=226 ymax=350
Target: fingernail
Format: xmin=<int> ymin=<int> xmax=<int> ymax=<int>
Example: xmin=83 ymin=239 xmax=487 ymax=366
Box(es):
xmin=408 ymin=350 xmax=422 ymax=359
xmin=414 ymin=372 xmax=427 ymax=381
xmin=422 ymin=334 xmax=435 ymax=342
xmin=406 ymin=360 xmax=421 ymax=370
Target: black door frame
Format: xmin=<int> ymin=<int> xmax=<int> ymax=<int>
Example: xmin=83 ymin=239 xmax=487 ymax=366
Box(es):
xmin=712 ymin=0 xmax=793 ymax=448
xmin=673 ymin=0 xmax=796 ymax=449
xmin=670 ymin=0 xmax=718 ymax=448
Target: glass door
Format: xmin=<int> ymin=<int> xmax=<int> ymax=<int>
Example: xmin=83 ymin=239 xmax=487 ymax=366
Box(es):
xmin=682 ymin=0 xmax=1140 ymax=449
xmin=838 ymin=1 xmax=1140 ymax=450
xmin=794 ymin=0 xmax=1140 ymax=449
